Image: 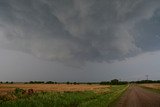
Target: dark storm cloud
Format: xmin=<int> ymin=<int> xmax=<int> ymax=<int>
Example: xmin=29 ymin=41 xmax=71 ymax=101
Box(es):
xmin=0 ymin=0 xmax=160 ymax=63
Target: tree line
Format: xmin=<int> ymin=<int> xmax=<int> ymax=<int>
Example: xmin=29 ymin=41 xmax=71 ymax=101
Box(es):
xmin=0 ymin=79 xmax=160 ymax=85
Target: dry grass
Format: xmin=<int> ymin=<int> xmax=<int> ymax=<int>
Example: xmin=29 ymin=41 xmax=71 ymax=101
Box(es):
xmin=140 ymin=83 xmax=160 ymax=90
xmin=0 ymin=84 xmax=110 ymax=93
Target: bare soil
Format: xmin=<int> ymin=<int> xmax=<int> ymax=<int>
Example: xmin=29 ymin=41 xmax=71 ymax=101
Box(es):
xmin=115 ymin=85 xmax=160 ymax=107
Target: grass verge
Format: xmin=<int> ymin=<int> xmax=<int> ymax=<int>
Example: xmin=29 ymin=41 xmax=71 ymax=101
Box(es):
xmin=0 ymin=85 xmax=128 ymax=107
xmin=108 ymin=85 xmax=129 ymax=107
xmin=140 ymin=86 xmax=160 ymax=94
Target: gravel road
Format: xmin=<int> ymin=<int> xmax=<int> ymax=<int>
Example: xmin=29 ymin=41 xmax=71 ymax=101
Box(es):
xmin=115 ymin=85 xmax=160 ymax=107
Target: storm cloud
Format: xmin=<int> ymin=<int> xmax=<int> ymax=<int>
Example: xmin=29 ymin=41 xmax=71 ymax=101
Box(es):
xmin=0 ymin=0 xmax=160 ymax=64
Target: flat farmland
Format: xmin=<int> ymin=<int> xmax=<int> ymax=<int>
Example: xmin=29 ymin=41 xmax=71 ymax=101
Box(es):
xmin=0 ymin=84 xmax=110 ymax=93
xmin=0 ymin=84 xmax=127 ymax=107
xmin=140 ymin=83 xmax=160 ymax=90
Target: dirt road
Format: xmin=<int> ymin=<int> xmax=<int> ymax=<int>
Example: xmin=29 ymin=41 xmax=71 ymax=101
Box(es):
xmin=115 ymin=85 xmax=160 ymax=107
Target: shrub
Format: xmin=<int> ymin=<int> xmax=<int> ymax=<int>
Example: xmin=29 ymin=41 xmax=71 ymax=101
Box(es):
xmin=28 ymin=89 xmax=34 ymax=95
xmin=14 ymin=88 xmax=25 ymax=94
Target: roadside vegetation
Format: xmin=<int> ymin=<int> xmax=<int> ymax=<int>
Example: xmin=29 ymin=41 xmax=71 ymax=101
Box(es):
xmin=140 ymin=83 xmax=160 ymax=94
xmin=130 ymin=80 xmax=160 ymax=94
xmin=0 ymin=84 xmax=128 ymax=107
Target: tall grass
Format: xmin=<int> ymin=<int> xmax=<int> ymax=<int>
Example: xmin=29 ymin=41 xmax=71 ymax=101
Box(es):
xmin=140 ymin=84 xmax=160 ymax=94
xmin=0 ymin=85 xmax=128 ymax=107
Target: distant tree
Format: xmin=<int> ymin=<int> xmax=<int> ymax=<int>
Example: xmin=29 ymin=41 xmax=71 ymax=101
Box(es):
xmin=46 ymin=81 xmax=54 ymax=84
xmin=118 ymin=81 xmax=128 ymax=85
xmin=99 ymin=81 xmax=110 ymax=85
xmin=45 ymin=81 xmax=58 ymax=84
xmin=87 ymin=82 xmax=92 ymax=85
xmin=29 ymin=81 xmax=34 ymax=84
xmin=66 ymin=81 xmax=70 ymax=84
xmin=111 ymin=79 xmax=119 ymax=85
xmin=73 ymin=82 xmax=79 ymax=85
xmin=29 ymin=81 xmax=44 ymax=84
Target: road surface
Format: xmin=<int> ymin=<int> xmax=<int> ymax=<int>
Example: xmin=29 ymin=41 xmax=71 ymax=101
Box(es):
xmin=115 ymin=85 xmax=160 ymax=107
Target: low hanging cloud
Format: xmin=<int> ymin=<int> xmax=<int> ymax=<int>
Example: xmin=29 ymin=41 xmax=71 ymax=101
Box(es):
xmin=0 ymin=0 xmax=160 ymax=64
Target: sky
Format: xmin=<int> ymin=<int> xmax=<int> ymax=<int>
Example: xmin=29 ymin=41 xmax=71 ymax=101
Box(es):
xmin=0 ymin=0 xmax=160 ymax=82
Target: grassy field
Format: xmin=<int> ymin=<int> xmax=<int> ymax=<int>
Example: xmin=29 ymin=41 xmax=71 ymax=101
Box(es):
xmin=140 ymin=83 xmax=160 ymax=89
xmin=140 ymin=83 xmax=160 ymax=94
xmin=0 ymin=84 xmax=128 ymax=107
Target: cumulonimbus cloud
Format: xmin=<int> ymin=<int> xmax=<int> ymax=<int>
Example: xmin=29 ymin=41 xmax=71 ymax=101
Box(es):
xmin=0 ymin=0 xmax=160 ymax=64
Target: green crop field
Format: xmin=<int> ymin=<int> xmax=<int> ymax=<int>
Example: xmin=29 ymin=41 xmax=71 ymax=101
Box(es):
xmin=0 ymin=85 xmax=128 ymax=107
